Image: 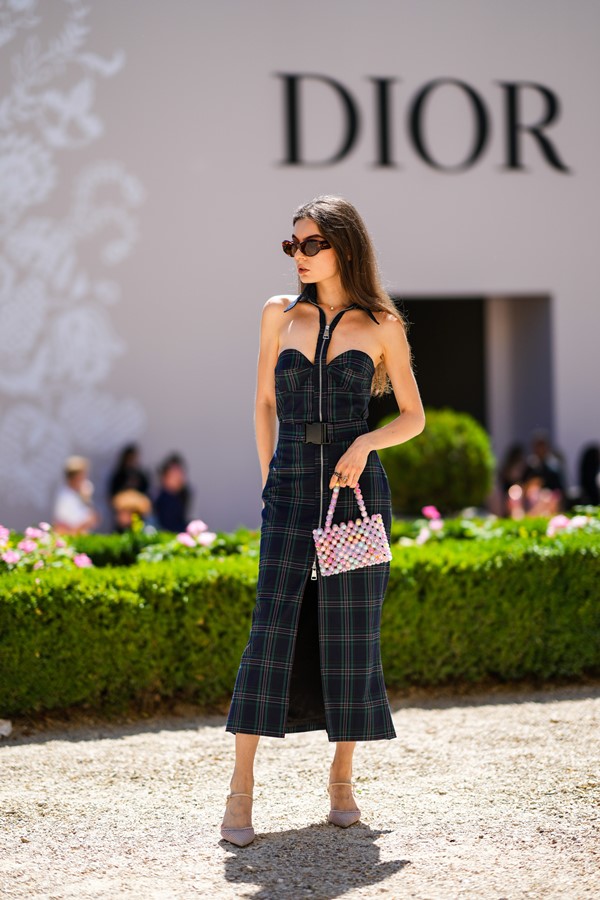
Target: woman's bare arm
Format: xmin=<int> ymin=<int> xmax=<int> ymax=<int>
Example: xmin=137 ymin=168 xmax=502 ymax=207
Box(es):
xmin=255 ymin=298 xmax=286 ymax=487
xmin=329 ymin=314 xmax=426 ymax=489
xmin=362 ymin=314 xmax=426 ymax=450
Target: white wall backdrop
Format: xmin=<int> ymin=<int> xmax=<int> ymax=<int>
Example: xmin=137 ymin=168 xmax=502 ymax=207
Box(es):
xmin=1 ymin=0 xmax=598 ymax=532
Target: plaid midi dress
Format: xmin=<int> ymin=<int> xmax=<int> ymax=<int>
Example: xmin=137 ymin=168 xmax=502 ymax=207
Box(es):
xmin=225 ymin=291 xmax=397 ymax=742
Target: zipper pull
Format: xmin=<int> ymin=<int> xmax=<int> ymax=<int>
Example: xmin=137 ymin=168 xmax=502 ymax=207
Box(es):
xmin=323 ymin=324 xmax=330 ymax=340
xmin=311 ymin=557 xmax=318 ymax=580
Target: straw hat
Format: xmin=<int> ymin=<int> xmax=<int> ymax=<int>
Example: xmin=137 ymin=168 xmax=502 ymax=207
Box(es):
xmin=111 ymin=489 xmax=151 ymax=516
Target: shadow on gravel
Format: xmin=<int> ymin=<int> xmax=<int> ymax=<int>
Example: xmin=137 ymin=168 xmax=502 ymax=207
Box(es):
xmin=4 ymin=683 xmax=599 ymax=746
xmin=220 ymin=822 xmax=409 ymax=899
xmin=387 ymin=682 xmax=600 ymax=713
xmin=1 ymin=709 xmax=226 ymax=747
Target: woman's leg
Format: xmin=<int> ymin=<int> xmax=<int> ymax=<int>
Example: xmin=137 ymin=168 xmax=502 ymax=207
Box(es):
xmin=221 ymin=733 xmax=260 ymax=829
xmin=329 ymin=741 xmax=360 ymax=811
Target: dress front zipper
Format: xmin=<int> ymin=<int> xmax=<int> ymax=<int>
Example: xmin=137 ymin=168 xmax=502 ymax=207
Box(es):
xmin=312 ymin=320 xmax=330 ymax=580
xmin=318 ymin=323 xmax=330 ymax=527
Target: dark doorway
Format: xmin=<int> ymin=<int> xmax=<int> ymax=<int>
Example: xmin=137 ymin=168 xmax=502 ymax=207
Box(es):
xmin=368 ymin=296 xmax=487 ymax=428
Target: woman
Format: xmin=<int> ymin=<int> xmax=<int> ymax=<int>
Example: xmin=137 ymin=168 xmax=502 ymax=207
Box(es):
xmin=221 ymin=196 xmax=425 ymax=846
xmin=108 ymin=444 xmax=150 ymax=500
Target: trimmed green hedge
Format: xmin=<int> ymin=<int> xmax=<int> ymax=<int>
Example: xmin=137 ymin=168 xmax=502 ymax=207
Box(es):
xmin=381 ymin=533 xmax=600 ymax=684
xmin=69 ymin=530 xmax=173 ymax=567
xmin=0 ymin=533 xmax=599 ymax=716
xmin=0 ymin=557 xmax=257 ymax=715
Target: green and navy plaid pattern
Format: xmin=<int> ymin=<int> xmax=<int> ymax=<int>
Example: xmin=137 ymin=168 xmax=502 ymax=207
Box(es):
xmin=225 ymin=293 xmax=397 ymax=742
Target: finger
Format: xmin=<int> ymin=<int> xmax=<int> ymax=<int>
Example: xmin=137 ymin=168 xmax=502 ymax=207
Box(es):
xmin=329 ymin=467 xmax=344 ymax=489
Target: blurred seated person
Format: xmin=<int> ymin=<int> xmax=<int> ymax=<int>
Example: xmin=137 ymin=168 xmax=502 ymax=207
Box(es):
xmin=153 ymin=453 xmax=192 ymax=533
xmin=108 ymin=443 xmax=150 ymax=499
xmin=578 ymin=443 xmax=600 ymax=506
xmin=506 ymin=476 xmax=562 ymax=519
xmin=522 ymin=429 xmax=566 ymax=509
xmin=111 ymin=489 xmax=153 ymax=533
xmin=53 ymin=456 xmax=100 ymax=535
xmin=495 ymin=442 xmax=528 ymax=517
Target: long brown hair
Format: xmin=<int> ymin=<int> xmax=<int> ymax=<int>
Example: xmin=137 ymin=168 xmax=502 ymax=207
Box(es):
xmin=292 ymin=195 xmax=411 ymax=397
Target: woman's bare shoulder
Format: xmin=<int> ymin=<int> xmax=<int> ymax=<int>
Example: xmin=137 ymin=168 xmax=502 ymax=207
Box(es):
xmin=370 ymin=308 xmax=402 ymax=326
xmin=263 ymin=294 xmax=297 ymax=310
xmin=261 ymin=295 xmax=297 ymax=324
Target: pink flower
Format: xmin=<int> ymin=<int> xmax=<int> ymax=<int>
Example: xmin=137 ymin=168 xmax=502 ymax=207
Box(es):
xmin=415 ymin=526 xmax=431 ymax=545
xmin=422 ymin=505 xmax=441 ymax=520
xmin=17 ymin=539 xmax=37 ymax=553
xmin=25 ymin=527 xmax=44 ymax=539
xmin=429 ymin=518 xmax=444 ymax=532
xmin=0 ymin=526 xmax=10 ymax=545
xmin=55 ymin=538 xmax=66 ymax=548
xmin=2 ymin=550 xmax=21 ymax=564
xmin=176 ymin=532 xmax=196 ymax=548
xmin=546 ymin=514 xmax=570 ymax=537
xmin=197 ymin=531 xmax=217 ymax=546
xmin=39 ymin=522 xmax=51 ymax=532
xmin=33 ymin=560 xmax=44 ymax=570
xmin=186 ymin=519 xmax=208 ymax=537
xmin=73 ymin=553 xmax=93 ymax=568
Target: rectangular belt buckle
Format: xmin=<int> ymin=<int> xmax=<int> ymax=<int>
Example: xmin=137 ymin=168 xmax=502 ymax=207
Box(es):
xmin=304 ymin=422 xmax=330 ymax=444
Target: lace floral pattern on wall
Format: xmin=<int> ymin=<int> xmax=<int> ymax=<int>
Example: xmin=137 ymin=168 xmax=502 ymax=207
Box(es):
xmin=0 ymin=0 xmax=145 ymax=508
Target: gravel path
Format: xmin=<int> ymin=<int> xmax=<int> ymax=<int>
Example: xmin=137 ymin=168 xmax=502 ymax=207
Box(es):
xmin=1 ymin=685 xmax=599 ymax=899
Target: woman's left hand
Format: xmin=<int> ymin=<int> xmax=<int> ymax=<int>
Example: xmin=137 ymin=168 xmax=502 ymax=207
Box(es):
xmin=328 ymin=437 xmax=371 ymax=489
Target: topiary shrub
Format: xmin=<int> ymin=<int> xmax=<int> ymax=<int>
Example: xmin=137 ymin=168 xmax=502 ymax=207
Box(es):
xmin=378 ymin=406 xmax=495 ymax=516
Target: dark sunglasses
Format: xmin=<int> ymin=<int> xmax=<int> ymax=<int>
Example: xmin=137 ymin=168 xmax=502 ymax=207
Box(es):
xmin=282 ymin=238 xmax=332 ymax=258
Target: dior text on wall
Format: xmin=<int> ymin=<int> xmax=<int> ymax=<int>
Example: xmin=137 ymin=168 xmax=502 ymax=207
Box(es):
xmin=276 ymin=75 xmax=571 ymax=173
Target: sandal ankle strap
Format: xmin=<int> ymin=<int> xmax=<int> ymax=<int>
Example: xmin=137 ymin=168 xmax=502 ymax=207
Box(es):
xmin=328 ymin=781 xmax=354 ymax=792
xmin=227 ymin=792 xmax=253 ymax=801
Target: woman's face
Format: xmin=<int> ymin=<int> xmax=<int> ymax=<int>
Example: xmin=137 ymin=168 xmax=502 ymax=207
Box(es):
xmin=291 ymin=218 xmax=339 ymax=286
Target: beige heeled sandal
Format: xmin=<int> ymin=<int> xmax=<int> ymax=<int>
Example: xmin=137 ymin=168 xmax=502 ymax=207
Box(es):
xmin=327 ymin=781 xmax=361 ymax=828
xmin=220 ymin=792 xmax=255 ymax=847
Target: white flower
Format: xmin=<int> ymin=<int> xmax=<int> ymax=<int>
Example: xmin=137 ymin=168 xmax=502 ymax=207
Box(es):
xmin=415 ymin=527 xmax=431 ymax=545
xmin=546 ymin=515 xmax=570 ymax=537
xmin=569 ymin=515 xmax=589 ymax=530
xmin=187 ymin=520 xmax=208 ymax=537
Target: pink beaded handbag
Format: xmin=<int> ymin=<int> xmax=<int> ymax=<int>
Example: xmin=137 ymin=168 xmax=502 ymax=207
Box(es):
xmin=312 ymin=482 xmax=392 ymax=577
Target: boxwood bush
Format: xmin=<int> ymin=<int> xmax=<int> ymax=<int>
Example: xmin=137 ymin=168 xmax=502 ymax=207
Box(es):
xmin=379 ymin=406 xmax=496 ymax=516
xmin=0 ymin=557 xmax=258 ymax=715
xmin=1 ymin=531 xmax=598 ymax=717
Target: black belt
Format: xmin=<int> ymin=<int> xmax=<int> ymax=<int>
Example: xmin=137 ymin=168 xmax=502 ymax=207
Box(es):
xmin=278 ymin=421 xmax=369 ymax=444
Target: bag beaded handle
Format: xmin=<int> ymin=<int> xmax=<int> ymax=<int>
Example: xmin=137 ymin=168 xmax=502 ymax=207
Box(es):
xmin=324 ymin=482 xmax=369 ymax=528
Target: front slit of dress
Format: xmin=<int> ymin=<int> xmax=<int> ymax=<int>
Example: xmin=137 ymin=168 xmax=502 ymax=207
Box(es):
xmin=286 ymin=575 xmax=326 ymax=729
